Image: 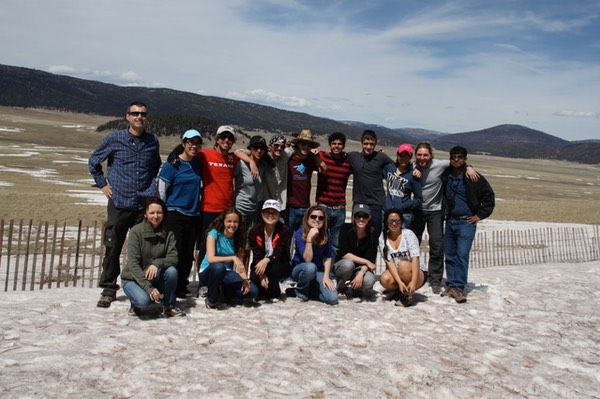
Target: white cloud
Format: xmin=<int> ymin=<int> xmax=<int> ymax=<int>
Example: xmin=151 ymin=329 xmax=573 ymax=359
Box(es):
xmin=554 ymin=110 xmax=598 ymax=118
xmin=226 ymin=89 xmax=311 ymax=108
xmin=48 ymin=65 xmax=78 ymax=73
xmin=2 ymin=1 xmax=600 ymax=140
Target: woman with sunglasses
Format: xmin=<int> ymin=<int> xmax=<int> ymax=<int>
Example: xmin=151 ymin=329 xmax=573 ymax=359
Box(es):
xmin=158 ymin=129 xmax=203 ymax=298
xmin=333 ymin=204 xmax=378 ymax=300
xmin=290 ymin=205 xmax=338 ymax=305
xmin=379 ymin=208 xmax=428 ymax=307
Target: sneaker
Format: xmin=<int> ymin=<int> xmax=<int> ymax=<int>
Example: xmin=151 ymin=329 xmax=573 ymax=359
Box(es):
xmin=280 ymin=277 xmax=296 ymax=288
xmin=441 ymin=287 xmax=452 ymax=297
xmin=163 ymin=306 xmax=185 ymax=317
xmin=284 ymin=287 xmax=297 ymax=298
xmin=430 ymin=282 xmax=441 ymax=295
xmin=197 ymin=286 xmax=208 ymax=298
xmin=128 ymin=305 xmax=142 ymax=316
xmin=394 ymin=292 xmax=414 ymax=307
xmin=97 ymin=294 xmax=116 ymax=308
xmin=449 ymin=287 xmax=467 ymax=303
xmin=176 ymin=290 xmax=193 ymax=299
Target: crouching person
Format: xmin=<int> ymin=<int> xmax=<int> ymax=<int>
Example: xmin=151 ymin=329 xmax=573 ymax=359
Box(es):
xmin=122 ymin=197 xmax=184 ymax=317
xmin=379 ymin=209 xmax=427 ymax=307
xmin=291 ymin=205 xmax=338 ymax=305
xmin=248 ymin=200 xmax=291 ymax=301
xmin=334 ymin=204 xmax=378 ymax=300
xmin=199 ymin=208 xmax=258 ymax=309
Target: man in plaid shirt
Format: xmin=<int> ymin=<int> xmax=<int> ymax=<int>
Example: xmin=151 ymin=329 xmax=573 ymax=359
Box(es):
xmin=89 ymin=101 xmax=161 ymax=308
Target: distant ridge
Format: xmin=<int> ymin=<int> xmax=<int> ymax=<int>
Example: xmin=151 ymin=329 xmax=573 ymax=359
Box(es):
xmin=0 ymin=64 xmax=403 ymax=142
xmin=0 ymin=63 xmax=598 ymax=164
xmin=428 ymin=124 xmax=600 ymax=164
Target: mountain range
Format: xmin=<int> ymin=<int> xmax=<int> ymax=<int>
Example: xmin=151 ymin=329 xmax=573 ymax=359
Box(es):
xmin=1 ymin=64 xmax=598 ymax=164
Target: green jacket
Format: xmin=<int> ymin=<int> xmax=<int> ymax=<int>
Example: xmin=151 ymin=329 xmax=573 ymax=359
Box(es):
xmin=121 ymin=219 xmax=178 ymax=294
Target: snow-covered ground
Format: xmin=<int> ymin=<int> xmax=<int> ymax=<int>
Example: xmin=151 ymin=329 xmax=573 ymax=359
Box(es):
xmin=1 ymin=260 xmax=598 ymax=398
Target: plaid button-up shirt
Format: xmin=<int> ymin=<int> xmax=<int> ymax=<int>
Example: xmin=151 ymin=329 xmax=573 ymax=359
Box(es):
xmin=89 ymin=129 xmax=161 ymax=210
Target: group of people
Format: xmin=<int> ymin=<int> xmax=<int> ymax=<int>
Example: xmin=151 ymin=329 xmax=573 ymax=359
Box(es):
xmin=88 ymin=101 xmax=495 ymax=317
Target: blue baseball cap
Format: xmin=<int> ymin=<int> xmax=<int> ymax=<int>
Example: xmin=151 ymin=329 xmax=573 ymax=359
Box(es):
xmin=182 ymin=129 xmax=202 ymax=143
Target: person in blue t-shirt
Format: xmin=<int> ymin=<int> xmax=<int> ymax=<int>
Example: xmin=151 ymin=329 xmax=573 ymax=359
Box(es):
xmin=158 ymin=129 xmax=203 ymax=298
xmin=199 ymin=208 xmax=258 ymax=309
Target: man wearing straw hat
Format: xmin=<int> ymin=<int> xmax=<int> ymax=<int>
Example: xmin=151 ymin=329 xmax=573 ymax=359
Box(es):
xmin=286 ymin=129 xmax=321 ymax=233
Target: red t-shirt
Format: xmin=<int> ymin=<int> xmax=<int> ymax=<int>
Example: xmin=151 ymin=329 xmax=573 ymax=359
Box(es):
xmin=315 ymin=151 xmax=352 ymax=206
xmin=196 ymin=149 xmax=239 ymax=213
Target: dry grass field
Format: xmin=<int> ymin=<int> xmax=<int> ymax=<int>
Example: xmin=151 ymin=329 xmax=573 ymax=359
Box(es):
xmin=0 ymin=106 xmax=598 ymax=224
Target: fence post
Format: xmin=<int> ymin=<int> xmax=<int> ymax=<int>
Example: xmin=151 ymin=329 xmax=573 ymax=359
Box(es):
xmin=21 ymin=219 xmax=33 ymax=291
xmin=73 ymin=220 xmax=82 ymax=287
xmin=48 ymin=222 xmax=58 ymax=289
xmin=13 ymin=219 xmax=24 ymax=291
xmin=31 ymin=222 xmax=43 ymax=291
xmin=0 ymin=219 xmax=4 ymax=291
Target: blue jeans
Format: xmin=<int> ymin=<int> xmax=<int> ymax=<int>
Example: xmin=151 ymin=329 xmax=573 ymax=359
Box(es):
xmin=368 ymin=204 xmax=383 ymax=242
xmin=286 ymin=206 xmax=308 ymax=235
xmin=324 ymin=206 xmax=346 ymax=263
xmin=123 ymin=266 xmax=178 ymax=309
xmin=412 ymin=210 xmax=445 ymax=285
xmin=291 ymin=262 xmax=338 ymax=305
xmin=199 ymin=262 xmax=258 ymax=305
xmin=444 ymin=219 xmax=477 ymax=291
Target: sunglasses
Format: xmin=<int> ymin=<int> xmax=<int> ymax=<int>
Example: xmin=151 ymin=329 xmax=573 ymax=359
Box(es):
xmin=272 ymin=144 xmax=285 ymax=149
xmin=354 ymin=213 xmax=370 ymax=219
xmin=450 ymin=155 xmax=465 ymax=160
xmin=387 ymin=219 xmax=402 ymax=225
xmin=309 ymin=214 xmax=325 ymax=221
xmin=128 ymin=111 xmax=147 ymax=117
xmin=219 ymin=135 xmax=235 ymax=142
xmin=185 ymin=140 xmax=202 ymax=147
xmin=251 ymin=145 xmax=266 ymax=151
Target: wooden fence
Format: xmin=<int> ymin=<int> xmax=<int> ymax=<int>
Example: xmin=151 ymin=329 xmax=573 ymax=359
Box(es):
xmin=1 ymin=219 xmax=599 ymax=292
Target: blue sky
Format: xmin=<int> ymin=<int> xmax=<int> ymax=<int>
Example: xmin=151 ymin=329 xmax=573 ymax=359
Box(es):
xmin=1 ymin=0 xmax=599 ymax=140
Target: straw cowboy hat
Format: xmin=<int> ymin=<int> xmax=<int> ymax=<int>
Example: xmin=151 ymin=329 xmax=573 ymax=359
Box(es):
xmin=291 ymin=129 xmax=320 ymax=148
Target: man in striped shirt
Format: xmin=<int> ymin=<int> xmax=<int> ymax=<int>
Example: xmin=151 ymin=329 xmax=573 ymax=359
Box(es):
xmin=315 ymin=132 xmax=353 ymax=263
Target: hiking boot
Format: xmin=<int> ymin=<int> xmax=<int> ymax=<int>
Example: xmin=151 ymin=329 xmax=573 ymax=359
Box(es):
xmin=97 ymin=294 xmax=116 ymax=308
xmin=430 ymin=282 xmax=441 ymax=295
xmin=449 ymin=287 xmax=467 ymax=303
xmin=128 ymin=305 xmax=142 ymax=316
xmin=163 ymin=306 xmax=185 ymax=317
xmin=205 ymin=298 xmax=218 ymax=310
xmin=394 ymin=292 xmax=414 ymax=307
xmin=441 ymin=287 xmax=452 ymax=297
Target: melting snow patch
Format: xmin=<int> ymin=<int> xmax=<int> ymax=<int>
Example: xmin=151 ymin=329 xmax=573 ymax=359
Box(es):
xmin=66 ymin=190 xmax=106 ymax=206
